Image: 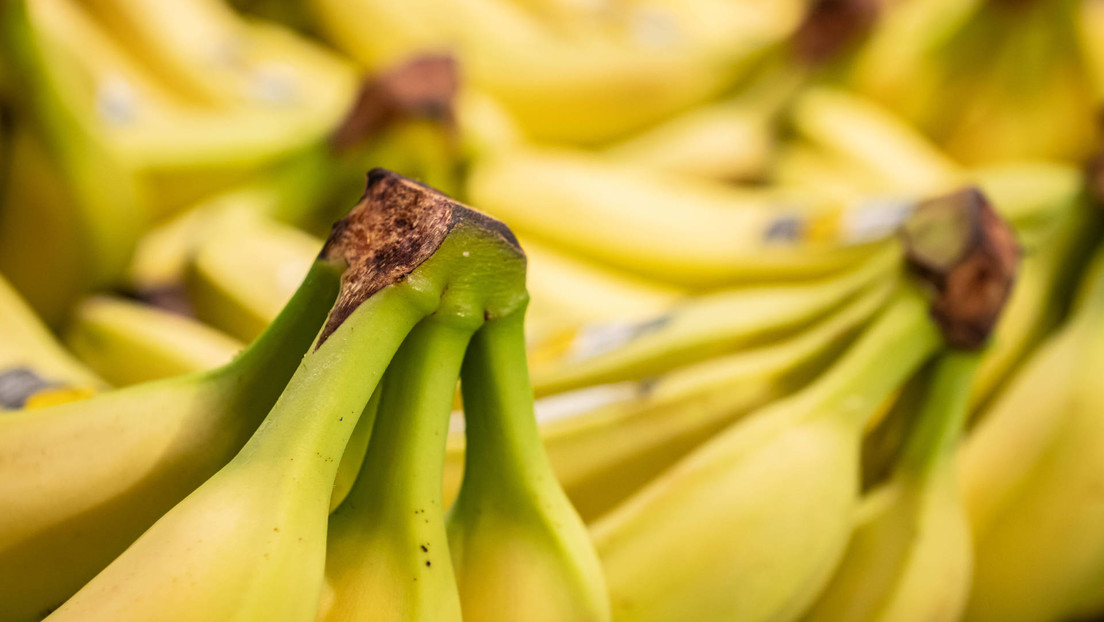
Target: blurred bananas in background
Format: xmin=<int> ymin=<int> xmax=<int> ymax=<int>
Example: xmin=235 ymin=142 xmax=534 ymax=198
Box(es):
xmin=2 ymin=0 xmax=1104 ymax=620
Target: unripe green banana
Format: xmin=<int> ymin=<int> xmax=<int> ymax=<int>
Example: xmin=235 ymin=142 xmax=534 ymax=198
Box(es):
xmin=0 ymin=272 xmax=104 ymax=410
xmin=447 ymin=310 xmax=610 ymax=621
xmin=802 ymin=350 xmax=981 ymax=622
xmin=65 ymin=295 xmax=244 ymax=386
xmin=317 ymin=182 xmax=528 ymax=622
xmin=961 ymin=242 xmax=1104 ymax=622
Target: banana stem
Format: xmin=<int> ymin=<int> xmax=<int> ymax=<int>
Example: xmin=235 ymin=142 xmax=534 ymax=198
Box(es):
xmin=234 ymin=285 xmax=430 ymax=483
xmin=895 ymin=350 xmax=982 ymax=478
xmin=456 ymin=309 xmax=553 ymax=501
xmin=338 ymin=316 xmax=474 ymax=517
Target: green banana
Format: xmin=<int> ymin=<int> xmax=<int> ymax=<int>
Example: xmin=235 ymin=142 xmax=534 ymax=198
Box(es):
xmin=447 ymin=310 xmax=610 ymax=621
xmin=960 ymin=241 xmax=1104 ymax=622
xmin=43 ymin=168 xmax=526 ymax=621
xmin=590 ymin=189 xmax=1017 ymax=622
xmin=528 ymin=245 xmax=898 ymax=396
xmin=802 ymin=350 xmax=981 ymax=622
xmin=65 ymin=295 xmax=244 ymax=386
xmin=0 ymin=272 xmax=104 ymax=409
xmin=316 ymin=191 xmax=535 ymax=622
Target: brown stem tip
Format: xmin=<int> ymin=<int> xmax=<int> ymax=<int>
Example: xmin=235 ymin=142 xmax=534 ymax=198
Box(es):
xmin=331 ymin=54 xmax=460 ymax=153
xmin=316 ymin=169 xmax=519 ymax=346
xmin=901 ymin=187 xmax=1020 ymax=350
xmin=793 ymin=0 xmax=881 ymax=64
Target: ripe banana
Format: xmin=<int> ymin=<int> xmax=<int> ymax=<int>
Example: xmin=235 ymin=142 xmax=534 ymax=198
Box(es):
xmin=0 ymin=0 xmax=144 ymax=324
xmin=960 ymin=242 xmax=1104 ymax=622
xmin=466 ymin=145 xmax=892 ymax=287
xmin=802 ymin=350 xmax=981 ymax=622
xmin=590 ymin=188 xmax=1017 ymax=622
xmin=447 ymin=310 xmax=610 ymax=621
xmin=529 ymin=245 xmax=898 ymax=396
xmin=592 ymin=288 xmax=944 ymax=622
xmin=0 ymin=223 xmax=339 ymax=621
xmin=0 ymin=272 xmax=104 ymax=409
xmin=64 ymin=295 xmax=244 ymax=386
xmin=309 ymin=0 xmax=794 ymax=144
xmin=186 ymin=215 xmax=320 ymax=342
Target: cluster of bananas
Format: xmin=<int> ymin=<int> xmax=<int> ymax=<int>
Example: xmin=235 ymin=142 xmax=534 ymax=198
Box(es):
xmin=3 ymin=0 xmax=1104 ymax=621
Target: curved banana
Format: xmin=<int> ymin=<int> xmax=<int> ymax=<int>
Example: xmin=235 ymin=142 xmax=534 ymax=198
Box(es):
xmin=529 ymin=245 xmax=898 ymax=396
xmin=64 ymin=295 xmax=244 ymax=386
xmin=592 ymin=289 xmax=943 ymax=622
xmin=960 ymin=242 xmax=1104 ymax=622
xmin=0 ymin=272 xmax=104 ymax=409
xmin=443 ymin=276 xmax=893 ymax=522
xmin=802 ymin=351 xmax=980 ymax=622
xmin=309 ymin=0 xmax=795 ymax=144
xmin=447 ymin=310 xmax=610 ymax=621
xmin=44 ymin=170 xmax=525 ymax=620
xmin=466 ymin=145 xmax=891 ymax=287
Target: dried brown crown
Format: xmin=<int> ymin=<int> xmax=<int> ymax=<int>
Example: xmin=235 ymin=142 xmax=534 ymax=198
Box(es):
xmin=901 ymin=187 xmax=1020 ymax=349
xmin=331 ymin=55 xmax=460 ymax=153
xmin=793 ymin=0 xmax=881 ymax=64
xmin=317 ymin=169 xmax=518 ymax=346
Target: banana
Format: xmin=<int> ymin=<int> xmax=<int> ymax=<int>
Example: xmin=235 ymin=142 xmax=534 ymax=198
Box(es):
xmin=589 ymin=188 xmax=1017 ymax=622
xmin=447 ymin=310 xmax=610 ymax=622
xmin=317 ymin=319 xmax=473 ymax=622
xmin=444 ymin=276 xmax=894 ymax=523
xmin=801 ymin=350 xmax=981 ymax=622
xmin=960 ymin=242 xmax=1104 ymax=622
xmin=45 ymin=170 xmax=526 ymax=622
xmin=186 ymin=214 xmax=321 ymax=342
xmin=308 ymin=0 xmax=795 ymax=144
xmin=315 ymin=188 xmax=528 ymax=622
xmin=592 ymin=288 xmax=942 ymax=622
xmin=64 ymin=295 xmax=244 ymax=386
xmin=0 ymin=0 xmax=145 ymax=324
xmin=529 ymin=245 xmax=898 ymax=396
xmin=0 ymin=216 xmax=338 ymax=621
xmin=466 ymin=145 xmax=893 ymax=287
xmin=0 ymin=272 xmax=104 ymax=409
xmin=852 ymin=0 xmax=1097 ymax=164
xmin=601 ymin=66 xmax=804 ymax=182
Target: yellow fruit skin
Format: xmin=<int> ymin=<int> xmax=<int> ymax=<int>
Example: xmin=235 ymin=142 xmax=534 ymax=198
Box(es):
xmin=961 ymin=246 xmax=1104 ymax=622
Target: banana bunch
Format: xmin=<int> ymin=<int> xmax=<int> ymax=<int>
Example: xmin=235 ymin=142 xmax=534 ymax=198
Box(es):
xmin=0 ymin=171 xmax=608 ymax=622
xmin=848 ymin=0 xmax=1099 ymax=165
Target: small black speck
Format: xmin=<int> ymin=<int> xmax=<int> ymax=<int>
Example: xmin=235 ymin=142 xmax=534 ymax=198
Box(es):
xmin=425 ymin=561 xmax=431 ymax=567
xmin=420 ymin=545 xmax=428 ymax=552
xmin=339 ymin=417 xmax=344 ymax=422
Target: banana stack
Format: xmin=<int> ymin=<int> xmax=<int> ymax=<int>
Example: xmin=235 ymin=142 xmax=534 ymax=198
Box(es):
xmin=3 ymin=0 xmax=1104 ymax=621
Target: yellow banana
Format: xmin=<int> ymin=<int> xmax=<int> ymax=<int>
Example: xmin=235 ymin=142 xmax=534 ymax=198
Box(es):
xmin=802 ymin=351 xmax=981 ymax=622
xmin=466 ymin=145 xmax=891 ymax=287
xmin=529 ymin=246 xmax=898 ymax=396
xmin=961 ymin=242 xmax=1104 ymax=622
xmin=0 ymin=272 xmax=104 ymax=409
xmin=64 ymin=295 xmax=244 ymax=386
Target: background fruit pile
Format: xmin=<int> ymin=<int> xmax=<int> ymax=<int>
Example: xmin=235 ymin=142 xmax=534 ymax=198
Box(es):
xmin=1 ymin=0 xmax=1104 ymax=621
